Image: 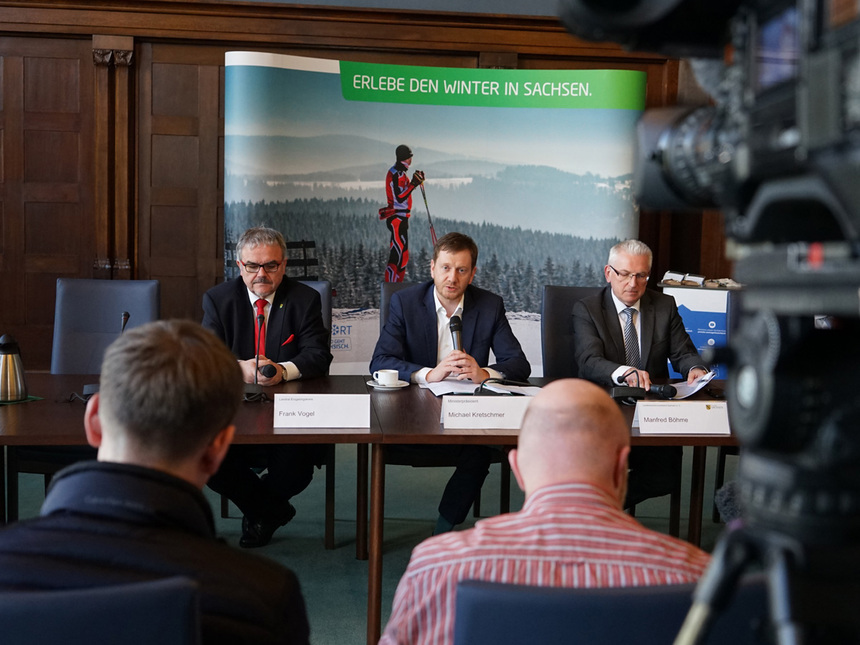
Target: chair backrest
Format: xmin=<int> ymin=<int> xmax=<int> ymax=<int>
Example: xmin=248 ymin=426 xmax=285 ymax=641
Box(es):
xmin=540 ymin=285 xmax=601 ymax=379
xmin=0 ymin=576 xmax=200 ymax=645
xmin=51 ymin=278 xmax=160 ymax=374
xmin=379 ymin=281 xmax=414 ymax=333
xmin=298 ymin=279 xmax=333 ymax=334
xmin=454 ymin=575 xmax=768 ymax=645
xmin=299 ymin=279 xmax=333 ymax=376
xmin=286 ymin=240 xmax=319 ymax=281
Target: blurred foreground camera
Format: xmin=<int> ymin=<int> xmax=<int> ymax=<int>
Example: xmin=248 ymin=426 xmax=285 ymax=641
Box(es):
xmin=560 ymin=1 xmax=860 ymax=642
xmin=561 ymin=0 xmax=860 ymax=248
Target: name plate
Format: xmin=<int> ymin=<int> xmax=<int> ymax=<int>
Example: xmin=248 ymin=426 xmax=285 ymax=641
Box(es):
xmin=441 ymin=396 xmax=531 ymax=429
xmin=274 ymin=394 xmax=370 ymax=428
xmin=635 ymin=400 xmax=730 ymax=435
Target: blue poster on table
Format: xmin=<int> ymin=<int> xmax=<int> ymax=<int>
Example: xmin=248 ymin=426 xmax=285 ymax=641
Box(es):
xmin=663 ymin=287 xmax=731 ymax=380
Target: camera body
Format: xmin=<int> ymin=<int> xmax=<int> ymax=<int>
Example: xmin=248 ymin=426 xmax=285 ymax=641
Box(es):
xmin=559 ymin=0 xmax=860 ymax=543
xmin=563 ymin=0 xmax=860 ymax=248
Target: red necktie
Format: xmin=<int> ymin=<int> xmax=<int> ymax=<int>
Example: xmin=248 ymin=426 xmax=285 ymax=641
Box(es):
xmin=254 ymin=298 xmax=267 ymax=356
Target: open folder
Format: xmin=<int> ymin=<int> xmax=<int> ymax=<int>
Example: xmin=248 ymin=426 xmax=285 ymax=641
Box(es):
xmin=421 ymin=379 xmax=541 ymax=397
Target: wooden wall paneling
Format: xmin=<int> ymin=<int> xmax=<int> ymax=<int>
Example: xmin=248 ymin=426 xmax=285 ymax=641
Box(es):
xmin=137 ymin=42 xmax=224 ymax=322
xmin=92 ymin=42 xmax=112 ymax=278
xmin=0 ymin=37 xmax=95 ymax=370
xmin=112 ymin=39 xmax=135 ymax=279
xmin=92 ymin=35 xmax=135 ymax=279
xmin=0 ymin=3 xmax=625 ymax=59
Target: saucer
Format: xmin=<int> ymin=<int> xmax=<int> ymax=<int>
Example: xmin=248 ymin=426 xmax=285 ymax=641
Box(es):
xmin=367 ymin=379 xmax=409 ymax=389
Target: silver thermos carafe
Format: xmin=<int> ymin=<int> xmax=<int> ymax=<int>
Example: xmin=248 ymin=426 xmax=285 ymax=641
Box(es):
xmin=0 ymin=334 xmax=28 ymax=402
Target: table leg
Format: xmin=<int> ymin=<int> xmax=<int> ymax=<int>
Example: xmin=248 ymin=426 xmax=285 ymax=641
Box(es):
xmin=356 ymin=444 xmax=368 ymax=561
xmin=687 ymin=446 xmax=707 ymax=546
xmin=367 ymin=443 xmax=385 ymax=645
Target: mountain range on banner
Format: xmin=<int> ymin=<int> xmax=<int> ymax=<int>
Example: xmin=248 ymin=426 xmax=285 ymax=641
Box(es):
xmin=225 ymin=134 xmax=635 ymax=240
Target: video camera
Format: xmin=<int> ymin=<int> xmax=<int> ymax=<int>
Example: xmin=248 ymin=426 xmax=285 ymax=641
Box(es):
xmin=559 ymin=1 xmax=860 ymax=641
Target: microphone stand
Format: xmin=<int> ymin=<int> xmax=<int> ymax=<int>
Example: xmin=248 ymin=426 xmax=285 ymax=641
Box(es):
xmin=610 ymin=368 xmax=646 ymax=405
xmin=244 ymin=313 xmax=268 ymax=401
xmin=83 ymin=311 xmax=132 ymax=398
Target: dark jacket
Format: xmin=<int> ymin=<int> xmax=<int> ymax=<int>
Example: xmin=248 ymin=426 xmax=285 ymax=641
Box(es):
xmin=202 ymin=276 xmax=332 ymax=378
xmin=572 ymin=286 xmax=704 ymax=386
xmin=370 ymin=281 xmax=530 ymax=383
xmin=0 ymin=461 xmax=310 ymax=645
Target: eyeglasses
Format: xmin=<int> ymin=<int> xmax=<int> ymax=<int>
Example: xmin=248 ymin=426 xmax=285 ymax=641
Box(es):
xmin=609 ymin=265 xmax=650 ymax=282
xmin=240 ymin=260 xmax=283 ymax=274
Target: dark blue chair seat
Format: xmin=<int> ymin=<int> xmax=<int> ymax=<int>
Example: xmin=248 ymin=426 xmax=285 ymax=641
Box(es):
xmin=0 ymin=576 xmax=199 ymax=644
xmin=454 ymin=574 xmax=769 ymax=645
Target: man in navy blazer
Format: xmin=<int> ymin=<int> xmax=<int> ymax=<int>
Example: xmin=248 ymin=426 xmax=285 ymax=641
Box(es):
xmin=203 ymin=226 xmax=332 ymax=548
xmin=572 ymin=239 xmax=707 ymax=508
xmin=370 ymin=232 xmax=530 ymax=534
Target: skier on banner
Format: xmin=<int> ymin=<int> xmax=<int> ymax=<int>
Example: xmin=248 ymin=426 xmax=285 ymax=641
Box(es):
xmin=379 ymin=144 xmax=424 ymax=282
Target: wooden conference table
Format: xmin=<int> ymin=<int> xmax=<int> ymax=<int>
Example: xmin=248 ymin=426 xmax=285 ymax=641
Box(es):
xmin=0 ymin=373 xmax=737 ymax=645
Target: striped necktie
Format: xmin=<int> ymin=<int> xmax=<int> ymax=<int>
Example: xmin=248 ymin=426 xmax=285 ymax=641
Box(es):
xmin=622 ymin=307 xmax=641 ymax=369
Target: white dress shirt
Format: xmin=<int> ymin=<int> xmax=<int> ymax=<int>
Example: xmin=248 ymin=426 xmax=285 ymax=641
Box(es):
xmin=412 ymin=289 xmax=502 ymax=384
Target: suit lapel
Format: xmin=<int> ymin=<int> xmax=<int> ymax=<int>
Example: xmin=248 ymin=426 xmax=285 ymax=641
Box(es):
xmin=265 ymin=281 xmax=290 ymax=357
xmin=461 ymin=287 xmax=478 ymax=353
xmin=421 ymin=283 xmax=439 ymax=359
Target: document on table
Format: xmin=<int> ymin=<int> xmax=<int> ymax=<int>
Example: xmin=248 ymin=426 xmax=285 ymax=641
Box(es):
xmin=421 ymin=379 xmax=541 ymax=397
xmin=670 ymin=370 xmax=717 ymax=399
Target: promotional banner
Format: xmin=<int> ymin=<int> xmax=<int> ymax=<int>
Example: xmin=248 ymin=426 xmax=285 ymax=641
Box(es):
xmin=224 ymin=52 xmax=645 ymax=374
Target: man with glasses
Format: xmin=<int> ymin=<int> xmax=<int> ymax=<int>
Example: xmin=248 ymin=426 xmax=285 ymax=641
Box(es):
xmin=572 ymin=239 xmax=707 ymax=508
xmin=203 ymin=226 xmax=332 ymax=547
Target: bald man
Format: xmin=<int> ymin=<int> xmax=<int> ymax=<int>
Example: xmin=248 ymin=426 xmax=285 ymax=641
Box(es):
xmin=380 ymin=379 xmax=710 ymax=645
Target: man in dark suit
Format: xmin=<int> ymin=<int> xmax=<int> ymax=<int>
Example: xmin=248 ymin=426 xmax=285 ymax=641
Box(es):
xmin=203 ymin=226 xmax=332 ymax=547
xmin=572 ymin=239 xmax=707 ymax=507
xmin=0 ymin=320 xmax=310 ymax=644
xmin=370 ymin=232 xmax=530 ymax=534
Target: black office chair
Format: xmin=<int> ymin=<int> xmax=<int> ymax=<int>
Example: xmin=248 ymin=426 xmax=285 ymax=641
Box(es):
xmin=0 ymin=576 xmax=199 ymax=645
xmin=454 ymin=574 xmax=768 ymax=645
xmin=6 ymin=278 xmax=160 ymax=522
xmin=219 ymin=279 xmax=339 ymax=550
xmin=540 ymin=284 xmax=682 ymax=536
xmin=379 ymin=281 xmax=512 ymax=518
xmin=540 ymin=284 xmax=601 ymax=379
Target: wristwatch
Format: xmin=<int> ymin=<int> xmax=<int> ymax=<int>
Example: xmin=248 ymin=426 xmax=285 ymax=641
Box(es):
xmin=281 ymin=365 xmax=289 ymax=382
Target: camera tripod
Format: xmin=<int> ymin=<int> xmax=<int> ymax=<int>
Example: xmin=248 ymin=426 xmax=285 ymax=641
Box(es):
xmin=675 ymin=514 xmax=860 ymax=644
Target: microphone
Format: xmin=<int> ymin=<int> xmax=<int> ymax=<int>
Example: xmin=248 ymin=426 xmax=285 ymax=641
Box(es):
xmin=260 ymin=364 xmax=277 ymax=379
xmin=449 ymin=315 xmax=463 ymax=351
xmin=650 ymin=384 xmax=677 ymax=399
xmin=121 ymin=311 xmax=130 ymax=334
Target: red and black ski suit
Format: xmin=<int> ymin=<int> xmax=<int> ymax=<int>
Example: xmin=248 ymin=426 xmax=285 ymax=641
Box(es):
xmin=379 ymin=161 xmax=420 ymax=282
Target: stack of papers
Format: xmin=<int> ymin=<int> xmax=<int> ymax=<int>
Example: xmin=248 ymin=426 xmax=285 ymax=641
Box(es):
xmin=671 ymin=370 xmax=717 ymax=399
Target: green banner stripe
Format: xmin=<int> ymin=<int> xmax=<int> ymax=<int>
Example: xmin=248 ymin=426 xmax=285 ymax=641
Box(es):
xmin=340 ymin=61 xmax=645 ymax=110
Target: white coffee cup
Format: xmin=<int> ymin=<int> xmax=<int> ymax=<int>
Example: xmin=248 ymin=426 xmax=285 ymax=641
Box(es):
xmin=373 ymin=369 xmax=399 ymax=386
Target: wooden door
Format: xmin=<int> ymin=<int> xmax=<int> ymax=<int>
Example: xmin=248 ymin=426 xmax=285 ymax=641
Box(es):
xmin=0 ymin=37 xmax=95 ymax=369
